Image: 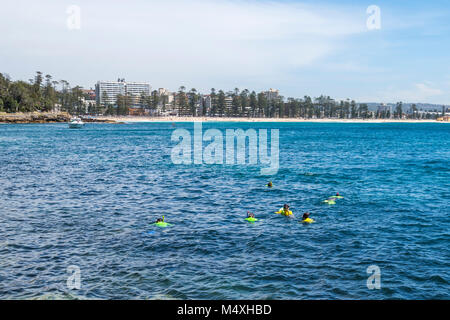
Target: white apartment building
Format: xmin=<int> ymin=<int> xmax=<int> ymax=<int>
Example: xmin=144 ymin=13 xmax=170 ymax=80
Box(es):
xmin=95 ymin=79 xmax=151 ymax=107
xmin=95 ymin=81 xmax=125 ymax=106
xmin=126 ymin=82 xmax=151 ymax=98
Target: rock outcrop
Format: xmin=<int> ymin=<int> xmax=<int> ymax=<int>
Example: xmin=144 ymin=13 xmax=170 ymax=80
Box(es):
xmin=0 ymin=112 xmax=72 ymax=123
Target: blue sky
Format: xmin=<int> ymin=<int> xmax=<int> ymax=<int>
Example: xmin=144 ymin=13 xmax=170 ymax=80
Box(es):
xmin=1 ymin=0 xmax=449 ymax=104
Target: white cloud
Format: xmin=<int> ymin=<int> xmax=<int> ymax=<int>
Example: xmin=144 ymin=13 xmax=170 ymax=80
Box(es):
xmin=0 ymin=0 xmax=367 ymax=91
xmin=356 ymin=82 xmax=444 ymax=104
xmin=414 ymin=83 xmax=442 ymax=97
xmin=6 ymin=0 xmax=447 ymax=105
xmin=83 ymin=0 xmax=366 ymax=77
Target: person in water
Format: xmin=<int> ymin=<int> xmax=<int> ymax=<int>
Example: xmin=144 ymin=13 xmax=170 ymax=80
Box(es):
xmin=267 ymin=181 xmax=273 ymax=188
xmin=247 ymin=211 xmax=255 ymax=218
xmin=276 ymin=204 xmax=293 ymax=217
xmin=302 ymin=212 xmax=315 ymax=223
xmin=155 ymin=218 xmax=163 ymax=223
xmin=328 ymin=192 xmax=343 ymax=201
xmin=324 ymin=197 xmax=336 ymax=204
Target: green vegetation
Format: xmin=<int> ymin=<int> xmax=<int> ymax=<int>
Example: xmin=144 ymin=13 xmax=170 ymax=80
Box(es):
xmin=1 ymin=72 xmax=446 ymax=119
xmin=0 ymin=72 xmax=98 ymax=115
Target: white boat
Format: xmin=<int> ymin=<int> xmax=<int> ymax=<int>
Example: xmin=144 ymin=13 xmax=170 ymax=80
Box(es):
xmin=68 ymin=117 xmax=84 ymax=129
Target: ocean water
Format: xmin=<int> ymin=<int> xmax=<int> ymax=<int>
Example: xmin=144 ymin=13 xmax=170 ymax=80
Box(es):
xmin=0 ymin=122 xmax=448 ymax=300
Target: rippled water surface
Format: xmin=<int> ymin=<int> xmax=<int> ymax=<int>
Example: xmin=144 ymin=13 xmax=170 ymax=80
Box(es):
xmin=0 ymin=122 xmax=449 ymax=299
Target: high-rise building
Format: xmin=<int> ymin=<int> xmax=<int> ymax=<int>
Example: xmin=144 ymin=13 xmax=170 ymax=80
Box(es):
xmin=126 ymin=82 xmax=151 ymax=98
xmin=95 ymin=79 xmax=151 ymax=107
xmin=95 ymin=80 xmax=125 ymax=106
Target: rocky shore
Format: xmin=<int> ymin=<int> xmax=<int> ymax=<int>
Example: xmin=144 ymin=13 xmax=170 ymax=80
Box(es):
xmin=81 ymin=117 xmax=119 ymax=124
xmin=0 ymin=112 xmax=119 ymax=124
xmin=0 ymin=112 xmax=71 ymax=124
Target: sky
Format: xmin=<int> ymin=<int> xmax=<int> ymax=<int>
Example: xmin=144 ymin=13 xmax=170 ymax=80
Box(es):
xmin=1 ymin=0 xmax=450 ymax=104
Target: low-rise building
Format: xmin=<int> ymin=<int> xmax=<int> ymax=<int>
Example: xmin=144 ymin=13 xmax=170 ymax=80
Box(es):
xmin=157 ymin=89 xmax=176 ymax=115
xmin=264 ymin=88 xmax=280 ymax=101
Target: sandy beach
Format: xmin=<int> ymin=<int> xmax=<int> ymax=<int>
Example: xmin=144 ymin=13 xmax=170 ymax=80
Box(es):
xmin=96 ymin=116 xmax=446 ymax=123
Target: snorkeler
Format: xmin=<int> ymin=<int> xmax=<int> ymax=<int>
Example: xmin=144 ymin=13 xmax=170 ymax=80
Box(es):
xmin=245 ymin=211 xmax=258 ymax=222
xmin=302 ymin=212 xmax=315 ymax=223
xmin=154 ymin=216 xmax=172 ymax=227
xmin=275 ymin=204 xmax=293 ymax=217
xmin=328 ymin=193 xmax=343 ymax=201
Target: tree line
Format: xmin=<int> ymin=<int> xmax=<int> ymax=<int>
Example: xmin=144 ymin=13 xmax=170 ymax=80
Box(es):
xmin=171 ymin=87 xmax=445 ymax=120
xmin=1 ymin=72 xmax=446 ymax=119
xmin=0 ymin=71 xmax=101 ymax=115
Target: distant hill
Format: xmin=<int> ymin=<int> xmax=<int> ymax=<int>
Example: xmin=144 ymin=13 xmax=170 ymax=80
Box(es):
xmin=362 ymin=103 xmax=449 ymax=112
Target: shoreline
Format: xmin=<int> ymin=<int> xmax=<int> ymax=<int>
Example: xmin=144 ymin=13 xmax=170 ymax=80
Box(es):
xmin=1 ymin=113 xmax=447 ymax=124
xmin=0 ymin=112 xmax=117 ymax=124
xmin=0 ymin=112 xmax=71 ymax=124
xmin=96 ymin=116 xmax=447 ymax=124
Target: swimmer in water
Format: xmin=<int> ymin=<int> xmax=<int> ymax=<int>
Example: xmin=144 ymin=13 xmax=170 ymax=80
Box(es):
xmin=155 ymin=217 xmax=163 ymax=223
xmin=247 ymin=211 xmax=255 ymax=218
xmin=276 ymin=204 xmax=293 ymax=217
xmin=329 ymin=193 xmax=343 ymax=200
xmin=267 ymin=181 xmax=273 ymax=188
xmin=302 ymin=212 xmax=315 ymax=223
